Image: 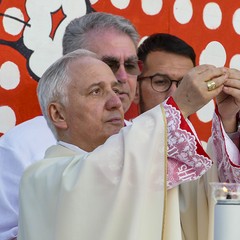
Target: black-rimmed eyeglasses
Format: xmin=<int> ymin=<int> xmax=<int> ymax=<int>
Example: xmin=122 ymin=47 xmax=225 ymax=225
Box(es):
xmin=138 ymin=73 xmax=182 ymax=93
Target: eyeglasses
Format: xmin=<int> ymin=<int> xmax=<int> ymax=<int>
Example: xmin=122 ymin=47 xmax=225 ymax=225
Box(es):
xmin=138 ymin=73 xmax=182 ymax=93
xmin=102 ymin=58 xmax=142 ymax=76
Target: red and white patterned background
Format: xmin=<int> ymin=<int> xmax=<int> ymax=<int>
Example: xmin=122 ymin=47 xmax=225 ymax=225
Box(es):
xmin=0 ymin=0 xmax=240 ymax=148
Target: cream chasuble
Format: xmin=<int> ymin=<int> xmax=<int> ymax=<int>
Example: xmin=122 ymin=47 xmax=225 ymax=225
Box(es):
xmin=18 ymin=99 xmax=212 ymax=240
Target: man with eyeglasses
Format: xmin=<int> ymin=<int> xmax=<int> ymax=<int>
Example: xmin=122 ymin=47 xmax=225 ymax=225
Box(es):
xmin=135 ymin=33 xmax=195 ymax=113
xmin=137 ymin=73 xmax=183 ymax=112
xmin=135 ymin=32 xmax=240 ymax=240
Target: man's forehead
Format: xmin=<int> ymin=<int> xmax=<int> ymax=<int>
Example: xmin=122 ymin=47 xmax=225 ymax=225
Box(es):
xmin=69 ymin=57 xmax=115 ymax=80
xmin=86 ymin=29 xmax=137 ymax=56
xmin=146 ymin=51 xmax=194 ymax=68
xmin=143 ymin=52 xmax=193 ymax=76
xmin=69 ymin=56 xmax=99 ymax=69
xmin=142 ymin=65 xmax=191 ymax=79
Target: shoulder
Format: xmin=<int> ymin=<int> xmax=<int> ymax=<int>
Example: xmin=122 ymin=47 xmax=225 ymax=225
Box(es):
xmin=1 ymin=116 xmax=50 ymax=137
xmin=0 ymin=116 xmax=56 ymax=146
xmin=0 ymin=116 xmax=56 ymax=163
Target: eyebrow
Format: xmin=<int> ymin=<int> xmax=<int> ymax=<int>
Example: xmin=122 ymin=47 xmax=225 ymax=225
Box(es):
xmin=153 ymin=72 xmax=183 ymax=81
xmin=87 ymin=81 xmax=121 ymax=90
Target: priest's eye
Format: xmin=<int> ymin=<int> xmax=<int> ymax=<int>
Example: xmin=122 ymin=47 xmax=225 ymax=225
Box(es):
xmin=90 ymin=88 xmax=101 ymax=95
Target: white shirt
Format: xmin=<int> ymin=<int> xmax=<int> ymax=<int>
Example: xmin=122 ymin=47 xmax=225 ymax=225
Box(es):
xmin=0 ymin=116 xmax=56 ymax=240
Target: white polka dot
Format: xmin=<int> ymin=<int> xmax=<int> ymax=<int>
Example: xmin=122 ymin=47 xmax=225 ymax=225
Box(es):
xmin=3 ymin=7 xmax=25 ymax=36
xmin=199 ymin=41 xmax=226 ymax=67
xmin=110 ymin=0 xmax=130 ymax=9
xmin=196 ymin=100 xmax=215 ymax=123
xmin=230 ymin=54 xmax=240 ymax=70
xmin=173 ymin=0 xmax=193 ymax=24
xmin=0 ymin=106 xmax=16 ymax=134
xmin=141 ymin=0 xmax=163 ymax=15
xmin=138 ymin=36 xmax=148 ymax=47
xmin=89 ymin=0 xmax=99 ymax=4
xmin=0 ymin=61 xmax=20 ymax=90
xmin=201 ymin=141 xmax=207 ymax=151
xmin=233 ymin=9 xmax=240 ymax=35
xmin=203 ymin=3 xmax=222 ymax=29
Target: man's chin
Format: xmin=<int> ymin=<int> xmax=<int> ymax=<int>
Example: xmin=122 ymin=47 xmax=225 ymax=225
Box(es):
xmin=120 ymin=98 xmax=131 ymax=113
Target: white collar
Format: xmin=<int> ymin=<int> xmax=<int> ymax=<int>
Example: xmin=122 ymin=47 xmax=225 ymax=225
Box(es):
xmin=58 ymin=141 xmax=88 ymax=154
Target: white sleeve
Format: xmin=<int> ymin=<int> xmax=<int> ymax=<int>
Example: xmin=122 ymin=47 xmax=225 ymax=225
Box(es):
xmin=0 ymin=116 xmax=56 ymax=240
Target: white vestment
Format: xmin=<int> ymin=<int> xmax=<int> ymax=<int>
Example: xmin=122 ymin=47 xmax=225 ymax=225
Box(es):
xmin=17 ymin=100 xmax=213 ymax=240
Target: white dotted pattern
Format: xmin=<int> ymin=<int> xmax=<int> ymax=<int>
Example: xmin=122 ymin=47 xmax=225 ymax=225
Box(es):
xmin=138 ymin=36 xmax=148 ymax=47
xmin=196 ymin=100 xmax=215 ymax=123
xmin=0 ymin=61 xmax=20 ymax=90
xmin=24 ymin=0 xmax=88 ymax=78
xmin=3 ymin=7 xmax=24 ymax=36
xmin=201 ymin=141 xmax=207 ymax=151
xmin=173 ymin=0 xmax=193 ymax=24
xmin=141 ymin=0 xmax=163 ymax=15
xmin=203 ymin=3 xmax=222 ymax=30
xmin=199 ymin=41 xmax=226 ymax=67
xmin=111 ymin=0 xmax=130 ymax=9
xmin=230 ymin=54 xmax=240 ymax=70
xmin=89 ymin=0 xmax=99 ymax=4
xmin=0 ymin=106 xmax=16 ymax=134
xmin=233 ymin=8 xmax=240 ymax=35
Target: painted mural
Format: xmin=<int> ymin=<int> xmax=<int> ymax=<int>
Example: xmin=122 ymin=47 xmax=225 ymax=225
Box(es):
xmin=0 ymin=0 xmax=240 ymax=147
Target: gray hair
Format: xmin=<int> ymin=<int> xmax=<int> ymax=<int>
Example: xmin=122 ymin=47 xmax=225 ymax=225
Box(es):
xmin=37 ymin=49 xmax=98 ymax=137
xmin=62 ymin=12 xmax=139 ymax=55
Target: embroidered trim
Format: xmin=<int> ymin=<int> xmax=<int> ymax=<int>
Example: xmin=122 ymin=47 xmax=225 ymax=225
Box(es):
xmin=164 ymin=100 xmax=212 ymax=188
xmin=212 ymin=112 xmax=240 ymax=183
xmin=160 ymin=103 xmax=168 ymax=240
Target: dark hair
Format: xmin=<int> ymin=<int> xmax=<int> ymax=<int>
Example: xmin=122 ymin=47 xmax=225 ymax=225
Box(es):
xmin=137 ymin=33 xmax=196 ymax=66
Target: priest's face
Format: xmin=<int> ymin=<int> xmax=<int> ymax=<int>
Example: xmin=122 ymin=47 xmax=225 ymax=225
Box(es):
xmin=135 ymin=51 xmax=194 ymax=113
xmin=61 ymin=57 xmax=124 ymax=151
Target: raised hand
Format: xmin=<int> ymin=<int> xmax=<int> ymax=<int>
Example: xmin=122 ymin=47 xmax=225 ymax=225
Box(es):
xmin=217 ymin=68 xmax=240 ymax=133
xmin=172 ymin=64 xmax=228 ymax=118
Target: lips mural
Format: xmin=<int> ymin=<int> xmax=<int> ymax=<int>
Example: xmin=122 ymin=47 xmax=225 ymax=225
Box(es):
xmin=0 ymin=0 xmax=240 ymax=147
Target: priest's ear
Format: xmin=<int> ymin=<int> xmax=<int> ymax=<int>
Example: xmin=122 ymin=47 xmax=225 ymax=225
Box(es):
xmin=133 ymin=81 xmax=140 ymax=104
xmin=48 ymin=102 xmax=68 ymax=130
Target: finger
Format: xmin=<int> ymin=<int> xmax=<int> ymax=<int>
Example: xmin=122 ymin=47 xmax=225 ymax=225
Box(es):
xmin=202 ymin=67 xmax=227 ymax=83
xmin=227 ymin=68 xmax=240 ymax=79
xmin=224 ymin=78 xmax=240 ymax=88
xmin=205 ymin=72 xmax=228 ymax=92
xmin=216 ymin=91 xmax=228 ymax=104
xmin=223 ymin=86 xmax=240 ymax=101
xmin=194 ymin=64 xmax=216 ymax=74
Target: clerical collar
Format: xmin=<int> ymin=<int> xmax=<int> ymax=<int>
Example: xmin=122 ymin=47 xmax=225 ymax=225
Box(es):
xmin=58 ymin=141 xmax=88 ymax=154
xmin=124 ymin=119 xmax=132 ymax=126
